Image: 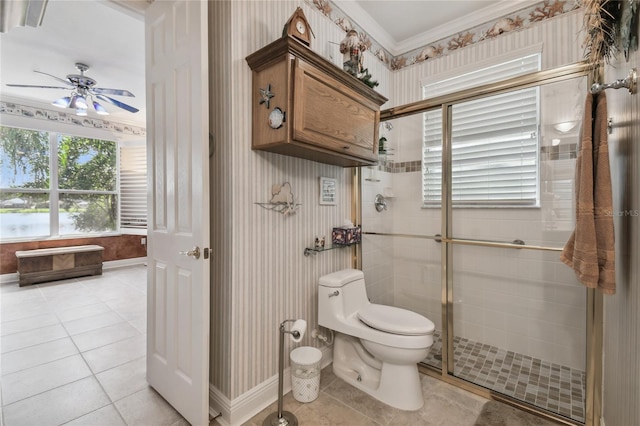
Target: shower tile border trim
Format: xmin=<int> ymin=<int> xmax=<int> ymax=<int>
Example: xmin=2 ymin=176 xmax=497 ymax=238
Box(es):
xmin=374 ymin=143 xmax=578 ymax=174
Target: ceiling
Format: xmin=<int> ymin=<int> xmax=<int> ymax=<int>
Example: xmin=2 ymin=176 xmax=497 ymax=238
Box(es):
xmin=0 ymin=0 xmax=536 ymax=128
xmin=355 ymin=1 xmax=499 ymax=43
xmin=0 ymin=0 xmax=146 ymax=126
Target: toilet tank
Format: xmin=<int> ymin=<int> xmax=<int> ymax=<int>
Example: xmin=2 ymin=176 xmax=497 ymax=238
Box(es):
xmin=318 ymin=269 xmax=369 ymax=329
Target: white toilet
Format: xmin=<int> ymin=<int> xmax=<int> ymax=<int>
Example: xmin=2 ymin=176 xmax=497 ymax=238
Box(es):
xmin=318 ymin=269 xmax=435 ymax=411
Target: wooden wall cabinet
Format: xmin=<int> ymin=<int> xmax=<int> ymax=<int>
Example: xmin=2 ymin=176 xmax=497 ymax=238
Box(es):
xmin=246 ymin=37 xmax=388 ymax=167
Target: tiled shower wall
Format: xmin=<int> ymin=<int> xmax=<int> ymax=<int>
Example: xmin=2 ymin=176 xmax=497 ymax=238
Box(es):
xmin=364 ymin=164 xmax=587 ymax=370
xmin=362 ymin=9 xmax=589 ymax=371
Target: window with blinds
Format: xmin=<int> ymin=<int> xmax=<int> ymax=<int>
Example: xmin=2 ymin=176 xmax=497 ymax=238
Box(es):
xmin=422 ymin=53 xmax=541 ymax=207
xmin=119 ymin=145 xmax=147 ymax=229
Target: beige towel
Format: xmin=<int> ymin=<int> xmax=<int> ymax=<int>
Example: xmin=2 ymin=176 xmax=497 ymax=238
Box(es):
xmin=560 ymin=91 xmax=616 ymax=294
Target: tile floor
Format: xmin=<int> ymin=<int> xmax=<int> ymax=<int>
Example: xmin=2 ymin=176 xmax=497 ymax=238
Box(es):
xmin=244 ymin=366 xmax=561 ymax=426
xmin=424 ymin=331 xmax=585 ymax=423
xmin=0 ymin=265 xmax=188 ymax=426
xmin=2 ymin=266 xmax=561 ymax=426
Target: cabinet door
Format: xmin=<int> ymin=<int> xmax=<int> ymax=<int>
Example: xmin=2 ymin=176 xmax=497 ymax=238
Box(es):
xmin=292 ymin=58 xmax=379 ymax=162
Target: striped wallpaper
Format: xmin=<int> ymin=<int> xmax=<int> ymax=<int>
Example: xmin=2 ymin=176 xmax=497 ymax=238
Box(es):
xmin=209 ymin=0 xmax=233 ymax=399
xmin=208 ymin=0 xmax=390 ymax=400
xmin=602 ymin=48 xmax=640 ymax=426
xmin=207 ymin=4 xmax=639 ymax=425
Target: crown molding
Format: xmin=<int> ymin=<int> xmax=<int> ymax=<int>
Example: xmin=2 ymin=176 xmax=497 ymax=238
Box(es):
xmin=0 ymin=95 xmax=146 ymax=142
xmin=102 ymin=0 xmax=148 ymax=21
xmin=335 ymin=0 xmax=540 ymax=56
xmin=333 ymin=0 xmax=398 ymax=52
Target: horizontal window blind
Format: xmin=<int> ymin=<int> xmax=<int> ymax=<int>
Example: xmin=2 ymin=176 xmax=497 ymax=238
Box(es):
xmin=423 ymin=54 xmax=541 ymax=206
xmin=119 ymin=145 xmax=147 ymax=229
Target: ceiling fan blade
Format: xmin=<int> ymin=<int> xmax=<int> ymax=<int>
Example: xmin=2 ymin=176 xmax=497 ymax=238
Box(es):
xmin=33 ymin=70 xmax=73 ymax=86
xmin=95 ymin=94 xmax=139 ymax=113
xmin=6 ymin=84 xmax=70 ymax=90
xmin=92 ymin=87 xmax=135 ymax=97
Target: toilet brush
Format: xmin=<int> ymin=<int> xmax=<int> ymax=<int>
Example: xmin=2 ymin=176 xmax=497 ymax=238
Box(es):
xmin=263 ymin=319 xmax=306 ymax=426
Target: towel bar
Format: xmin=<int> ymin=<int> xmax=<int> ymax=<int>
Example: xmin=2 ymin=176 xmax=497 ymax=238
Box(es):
xmin=590 ymin=68 xmax=637 ymax=94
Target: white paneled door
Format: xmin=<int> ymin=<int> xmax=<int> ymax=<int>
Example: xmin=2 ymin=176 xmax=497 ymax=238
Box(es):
xmin=145 ymin=1 xmax=210 ymax=425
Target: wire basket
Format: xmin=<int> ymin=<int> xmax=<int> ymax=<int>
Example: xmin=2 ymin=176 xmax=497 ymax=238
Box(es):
xmin=290 ymin=346 xmax=322 ymax=403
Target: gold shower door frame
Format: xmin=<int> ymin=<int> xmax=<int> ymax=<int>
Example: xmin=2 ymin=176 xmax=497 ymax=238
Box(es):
xmin=352 ymin=61 xmax=602 ymax=426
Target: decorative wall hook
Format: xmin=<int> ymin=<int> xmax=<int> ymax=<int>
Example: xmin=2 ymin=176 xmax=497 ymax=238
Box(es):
xmin=259 ymin=83 xmax=275 ymax=108
xmin=255 ymin=182 xmax=301 ymax=216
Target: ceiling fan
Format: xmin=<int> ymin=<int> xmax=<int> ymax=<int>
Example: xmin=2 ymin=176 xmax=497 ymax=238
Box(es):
xmin=5 ymin=62 xmax=139 ymax=116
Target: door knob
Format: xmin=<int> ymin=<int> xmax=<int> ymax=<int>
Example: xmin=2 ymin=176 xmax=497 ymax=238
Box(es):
xmin=179 ymin=246 xmax=200 ymax=259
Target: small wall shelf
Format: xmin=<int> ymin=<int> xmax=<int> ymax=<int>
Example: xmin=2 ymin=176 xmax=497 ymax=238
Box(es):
xmin=304 ymin=243 xmax=359 ymax=256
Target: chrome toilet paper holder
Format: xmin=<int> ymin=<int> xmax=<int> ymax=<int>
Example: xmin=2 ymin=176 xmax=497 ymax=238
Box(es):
xmin=263 ymin=319 xmax=307 ymax=426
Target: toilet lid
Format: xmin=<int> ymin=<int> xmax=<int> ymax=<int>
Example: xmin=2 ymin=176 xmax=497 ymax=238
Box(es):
xmin=357 ymin=304 xmax=435 ymax=336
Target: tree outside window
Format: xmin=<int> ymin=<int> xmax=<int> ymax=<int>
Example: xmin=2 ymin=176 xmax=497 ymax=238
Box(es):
xmin=0 ymin=126 xmax=118 ymax=239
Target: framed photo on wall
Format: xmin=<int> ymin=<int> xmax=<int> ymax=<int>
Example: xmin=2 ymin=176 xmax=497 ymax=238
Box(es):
xmin=319 ymin=177 xmax=336 ymax=205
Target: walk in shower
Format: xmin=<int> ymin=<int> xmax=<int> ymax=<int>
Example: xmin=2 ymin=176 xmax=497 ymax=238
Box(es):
xmin=358 ymin=62 xmax=597 ymax=425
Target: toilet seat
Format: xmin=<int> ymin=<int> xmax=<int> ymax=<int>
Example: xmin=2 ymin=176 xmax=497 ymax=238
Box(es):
xmin=357 ymin=304 xmax=435 ymax=336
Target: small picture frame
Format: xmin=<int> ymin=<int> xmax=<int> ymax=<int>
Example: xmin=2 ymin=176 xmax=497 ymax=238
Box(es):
xmin=319 ymin=177 xmax=336 ymax=205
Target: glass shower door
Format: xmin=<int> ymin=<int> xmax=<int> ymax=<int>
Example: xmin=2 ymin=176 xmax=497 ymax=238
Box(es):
xmin=360 ymin=113 xmax=443 ymax=370
xmin=448 ymin=76 xmax=588 ymax=423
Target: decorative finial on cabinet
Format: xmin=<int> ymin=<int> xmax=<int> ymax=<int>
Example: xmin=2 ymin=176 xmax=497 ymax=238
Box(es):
xmin=283 ymin=7 xmax=314 ymax=47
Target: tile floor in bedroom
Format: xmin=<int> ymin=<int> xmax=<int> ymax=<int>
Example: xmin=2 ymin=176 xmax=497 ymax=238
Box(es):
xmin=0 ymin=264 xmax=190 ymax=426
xmin=1 ymin=265 xmax=560 ymax=426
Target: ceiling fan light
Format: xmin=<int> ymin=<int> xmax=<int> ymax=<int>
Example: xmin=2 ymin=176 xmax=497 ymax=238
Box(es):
xmin=52 ymin=96 xmax=71 ymax=108
xmin=76 ymin=108 xmax=88 ymax=116
xmin=93 ymin=101 xmax=109 ymax=115
xmin=75 ymin=95 xmax=88 ymax=110
xmin=70 ymin=94 xmax=88 ymax=110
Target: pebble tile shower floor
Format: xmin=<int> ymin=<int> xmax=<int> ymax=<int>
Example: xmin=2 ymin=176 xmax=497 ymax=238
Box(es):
xmin=424 ymin=331 xmax=586 ymax=423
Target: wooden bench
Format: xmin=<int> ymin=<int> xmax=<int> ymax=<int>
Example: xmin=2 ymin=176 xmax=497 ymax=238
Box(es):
xmin=15 ymin=245 xmax=104 ymax=286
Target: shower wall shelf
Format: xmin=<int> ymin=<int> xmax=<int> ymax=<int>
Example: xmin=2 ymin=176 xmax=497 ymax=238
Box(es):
xmin=304 ymin=243 xmax=359 ymax=256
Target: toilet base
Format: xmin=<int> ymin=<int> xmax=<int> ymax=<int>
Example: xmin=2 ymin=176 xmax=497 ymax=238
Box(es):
xmin=332 ymin=333 xmax=424 ymax=411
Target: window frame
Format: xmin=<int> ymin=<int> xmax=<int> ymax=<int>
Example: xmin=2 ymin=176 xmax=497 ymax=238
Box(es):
xmin=421 ymin=47 xmax=543 ymax=209
xmin=0 ymin=125 xmax=122 ymax=241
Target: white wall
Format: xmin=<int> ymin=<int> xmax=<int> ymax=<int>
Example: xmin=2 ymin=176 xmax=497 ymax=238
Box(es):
xmin=362 ymin=9 xmax=588 ymax=370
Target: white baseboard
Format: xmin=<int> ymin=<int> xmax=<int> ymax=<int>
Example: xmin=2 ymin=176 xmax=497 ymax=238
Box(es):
xmin=102 ymin=257 xmax=147 ymax=269
xmin=0 ymin=273 xmax=18 ymax=285
xmin=211 ymin=345 xmax=332 ymax=426
xmin=0 ymin=257 xmax=147 ymax=285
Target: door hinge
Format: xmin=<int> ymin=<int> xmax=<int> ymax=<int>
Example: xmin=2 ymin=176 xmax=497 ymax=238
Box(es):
xmin=204 ymin=247 xmax=211 ymax=259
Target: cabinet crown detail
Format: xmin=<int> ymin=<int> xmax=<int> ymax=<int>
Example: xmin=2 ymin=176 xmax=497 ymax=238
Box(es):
xmin=246 ymin=37 xmax=388 ymax=167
